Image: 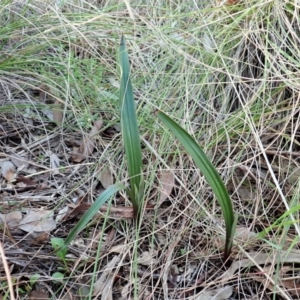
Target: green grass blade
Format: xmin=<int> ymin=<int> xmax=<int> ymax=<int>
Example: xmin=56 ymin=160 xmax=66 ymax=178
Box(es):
xmin=118 ymin=35 xmax=143 ymax=217
xmin=156 ymin=111 xmax=235 ymax=260
xmin=63 ymin=183 xmax=125 ymax=248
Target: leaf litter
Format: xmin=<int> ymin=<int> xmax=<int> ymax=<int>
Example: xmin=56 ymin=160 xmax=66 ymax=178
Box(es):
xmin=158 ymin=169 xmax=175 ymax=205
xmin=93 ymin=163 xmax=114 ymax=189
xmin=1 ymin=3 xmax=300 ymax=299
xmin=1 ymin=161 xmax=16 ymax=182
xmin=72 ymin=119 xmax=103 ymax=162
xmin=46 ymin=151 xmax=61 ymax=175
xmin=29 ymin=290 xmax=49 ymax=300
xmin=0 ymin=211 xmax=22 ymax=229
xmin=1 ymin=83 xmax=296 ymax=300
xmin=18 ymin=210 xmax=56 ymax=233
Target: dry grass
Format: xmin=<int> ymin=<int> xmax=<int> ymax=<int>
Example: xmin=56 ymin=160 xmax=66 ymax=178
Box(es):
xmin=1 ymin=0 xmax=300 ymax=299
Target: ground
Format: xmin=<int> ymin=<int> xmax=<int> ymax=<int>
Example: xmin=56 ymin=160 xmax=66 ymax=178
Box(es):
xmin=1 ymin=0 xmax=300 ymax=299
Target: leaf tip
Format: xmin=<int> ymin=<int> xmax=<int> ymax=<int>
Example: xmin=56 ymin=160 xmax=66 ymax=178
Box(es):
xmin=120 ymin=34 xmax=125 ymax=46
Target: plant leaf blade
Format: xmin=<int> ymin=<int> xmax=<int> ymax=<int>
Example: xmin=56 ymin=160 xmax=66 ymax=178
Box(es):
xmin=63 ymin=183 xmax=125 ymax=248
xmin=156 ymin=111 xmax=234 ymax=259
xmin=119 ymin=35 xmax=143 ymax=216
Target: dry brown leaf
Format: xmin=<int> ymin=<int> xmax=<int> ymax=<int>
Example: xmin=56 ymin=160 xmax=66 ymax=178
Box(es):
xmin=121 ymin=281 xmax=142 ymax=300
xmin=93 ymin=255 xmax=121 ymax=296
xmin=222 ymin=249 xmax=300 ymax=281
xmin=234 ymin=226 xmax=255 ymax=242
xmin=62 ymin=203 xmax=138 ymax=222
xmin=16 ymin=175 xmax=36 ymax=186
xmin=70 ymin=237 xmax=85 ymax=249
xmin=55 ymin=206 xmax=69 ymax=223
xmin=9 ymin=152 xmax=28 ymax=168
xmin=25 ymin=167 xmax=38 ymax=174
xmin=99 ymin=206 xmax=134 ymax=219
xmin=253 ymin=271 xmax=300 ymax=297
xmin=0 ymin=211 xmax=22 ymax=228
xmin=50 ymin=153 xmax=60 ymax=173
xmin=137 ymin=251 xmax=158 ymax=266
xmin=1 ymin=161 xmax=16 ymax=182
xmin=280 ymin=279 xmax=300 ymax=296
xmin=195 ymin=286 xmax=233 ymax=300
xmin=94 ymin=164 xmax=113 ymax=188
xmin=18 ymin=210 xmax=56 ymax=233
xmin=251 ymin=265 xmax=300 ymax=296
xmin=155 ymin=232 xmax=167 ymax=245
xmin=65 ymin=139 xmax=81 ymax=147
xmin=29 ymin=232 xmax=50 ymax=245
xmin=158 ymin=170 xmax=175 ymax=204
xmin=73 ymin=119 xmax=103 ymax=162
xmin=63 ymin=204 xmax=90 ymax=222
xmin=236 ymin=187 xmax=253 ymax=201
xmin=29 ymin=290 xmax=49 ymax=300
xmin=89 ymin=227 xmax=116 ymax=251
xmin=44 ymin=151 xmax=60 ymax=174
xmin=110 ymin=244 xmax=128 ymax=254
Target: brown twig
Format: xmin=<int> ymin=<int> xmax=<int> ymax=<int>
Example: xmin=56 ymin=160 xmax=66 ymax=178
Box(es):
xmin=0 ymin=241 xmax=15 ymax=300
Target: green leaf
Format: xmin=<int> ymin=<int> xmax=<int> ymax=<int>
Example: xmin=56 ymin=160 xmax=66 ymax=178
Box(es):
xmin=63 ymin=183 xmax=125 ymax=248
xmin=156 ymin=111 xmax=235 ymax=260
xmin=51 ymin=237 xmax=67 ymax=261
xmin=118 ymin=35 xmax=144 ymax=217
xmin=52 ymin=272 xmax=64 ymax=283
xmin=29 ymin=274 xmax=40 ymax=286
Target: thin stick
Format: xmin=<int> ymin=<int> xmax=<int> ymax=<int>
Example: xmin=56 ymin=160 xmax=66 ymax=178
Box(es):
xmin=0 ymin=242 xmax=15 ymax=300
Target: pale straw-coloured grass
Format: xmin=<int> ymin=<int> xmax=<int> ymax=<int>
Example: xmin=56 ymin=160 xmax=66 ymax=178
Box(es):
xmin=1 ymin=0 xmax=300 ymax=299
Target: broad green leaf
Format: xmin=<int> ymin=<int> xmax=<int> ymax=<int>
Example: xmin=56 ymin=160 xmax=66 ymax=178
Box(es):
xmin=118 ymin=35 xmax=143 ymax=217
xmin=52 ymin=272 xmax=64 ymax=283
xmin=51 ymin=237 xmax=67 ymax=261
xmin=63 ymin=183 xmax=125 ymax=248
xmin=156 ymin=111 xmax=235 ymax=260
xmin=29 ymin=274 xmax=40 ymax=286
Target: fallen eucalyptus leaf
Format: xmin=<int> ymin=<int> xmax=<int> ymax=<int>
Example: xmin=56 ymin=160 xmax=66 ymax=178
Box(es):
xmin=29 ymin=290 xmax=49 ymax=300
xmin=49 ymin=152 xmax=60 ymax=175
xmin=73 ymin=120 xmax=103 ymax=162
xmin=93 ymin=256 xmax=121 ymax=295
xmin=137 ymin=251 xmax=158 ymax=266
xmin=196 ymin=286 xmax=232 ymax=300
xmin=94 ymin=164 xmax=113 ymax=189
xmin=16 ymin=175 xmax=36 ymax=186
xmin=10 ymin=152 xmax=28 ymax=168
xmin=1 ymin=161 xmax=16 ymax=182
xmin=234 ymin=226 xmax=255 ymax=242
xmin=222 ymin=249 xmax=300 ymax=281
xmin=158 ymin=170 xmax=175 ymax=204
xmin=55 ymin=206 xmax=69 ymax=223
xmin=0 ymin=211 xmax=22 ymax=228
xmin=18 ymin=210 xmax=56 ymax=233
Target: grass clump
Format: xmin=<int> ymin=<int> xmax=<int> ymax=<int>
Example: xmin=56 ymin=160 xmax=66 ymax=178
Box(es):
xmin=117 ymin=34 xmax=235 ymax=259
xmin=2 ymin=0 xmax=300 ymax=299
